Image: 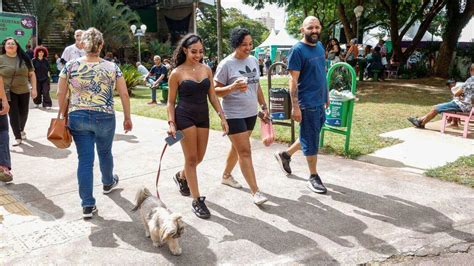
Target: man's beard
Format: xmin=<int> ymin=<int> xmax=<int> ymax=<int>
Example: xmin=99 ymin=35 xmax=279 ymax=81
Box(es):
xmin=304 ymin=32 xmax=320 ymax=44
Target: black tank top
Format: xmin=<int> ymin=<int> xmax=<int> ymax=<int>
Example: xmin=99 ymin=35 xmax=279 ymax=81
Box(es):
xmin=177 ymin=78 xmax=210 ymax=107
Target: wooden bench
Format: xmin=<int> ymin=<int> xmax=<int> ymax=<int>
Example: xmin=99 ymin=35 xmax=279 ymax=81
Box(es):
xmin=440 ymin=108 xmax=474 ymax=138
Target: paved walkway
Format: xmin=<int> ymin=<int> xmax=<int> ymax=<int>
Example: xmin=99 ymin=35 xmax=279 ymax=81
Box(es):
xmin=1 ymin=106 xmax=473 ymax=264
xmin=359 ymin=120 xmax=474 ymax=173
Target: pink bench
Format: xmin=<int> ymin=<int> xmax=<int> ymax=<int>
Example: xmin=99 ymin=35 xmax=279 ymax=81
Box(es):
xmin=440 ymin=108 xmax=474 ymax=138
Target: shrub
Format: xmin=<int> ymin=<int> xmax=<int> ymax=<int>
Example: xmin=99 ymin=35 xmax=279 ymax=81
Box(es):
xmin=120 ymin=64 xmax=142 ymax=96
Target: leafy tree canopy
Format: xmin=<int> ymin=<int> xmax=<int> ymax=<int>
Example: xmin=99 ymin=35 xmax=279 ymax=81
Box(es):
xmin=198 ymin=7 xmax=269 ymax=58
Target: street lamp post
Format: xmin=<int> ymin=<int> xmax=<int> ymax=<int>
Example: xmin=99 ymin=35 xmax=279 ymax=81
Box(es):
xmin=353 ymin=5 xmax=364 ymax=44
xmin=130 ymin=24 xmax=147 ymax=63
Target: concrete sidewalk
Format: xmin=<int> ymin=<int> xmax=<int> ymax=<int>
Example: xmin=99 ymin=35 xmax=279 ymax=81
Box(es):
xmin=1 ymin=106 xmax=473 ymax=264
xmin=359 ymin=120 xmax=474 ymax=174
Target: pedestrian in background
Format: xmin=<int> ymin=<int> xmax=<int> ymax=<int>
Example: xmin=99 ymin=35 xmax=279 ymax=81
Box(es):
xmin=57 ymin=27 xmax=132 ymax=219
xmin=0 ymin=37 xmax=37 ymax=146
xmin=32 ymin=46 xmax=52 ymax=109
xmin=0 ymin=76 xmax=12 ymax=182
xmin=61 ymin=29 xmax=86 ymax=62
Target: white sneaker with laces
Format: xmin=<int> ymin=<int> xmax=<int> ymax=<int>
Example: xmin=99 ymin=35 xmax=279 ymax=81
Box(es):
xmin=252 ymin=191 xmax=268 ymax=205
xmin=221 ymin=174 xmax=242 ymax=188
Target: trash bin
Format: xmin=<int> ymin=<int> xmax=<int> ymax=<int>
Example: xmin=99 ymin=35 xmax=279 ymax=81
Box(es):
xmin=325 ymin=95 xmax=351 ymax=127
xmin=270 ymin=88 xmax=292 ymax=120
xmin=160 ymin=82 xmax=168 ymax=103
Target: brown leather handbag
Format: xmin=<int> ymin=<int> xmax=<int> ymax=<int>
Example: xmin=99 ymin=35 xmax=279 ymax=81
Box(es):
xmin=47 ymin=101 xmax=72 ymax=149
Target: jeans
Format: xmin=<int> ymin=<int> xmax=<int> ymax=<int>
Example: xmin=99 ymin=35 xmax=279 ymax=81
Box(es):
xmin=299 ymin=105 xmax=326 ymax=156
xmin=150 ymin=80 xmax=165 ymax=102
xmin=0 ymin=114 xmax=11 ymax=169
xmin=435 ymin=100 xmax=462 ymax=113
xmin=8 ymin=92 xmax=30 ymax=140
xmin=68 ymin=110 xmax=116 ymax=207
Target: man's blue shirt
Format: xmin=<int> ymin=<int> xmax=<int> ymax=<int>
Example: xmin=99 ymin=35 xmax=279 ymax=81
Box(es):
xmin=287 ymin=41 xmax=328 ymax=109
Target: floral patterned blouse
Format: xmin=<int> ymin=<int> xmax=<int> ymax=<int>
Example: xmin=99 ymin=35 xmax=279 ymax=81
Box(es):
xmin=59 ymin=58 xmax=122 ymax=114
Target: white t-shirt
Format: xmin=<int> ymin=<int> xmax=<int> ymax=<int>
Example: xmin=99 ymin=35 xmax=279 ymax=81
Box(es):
xmin=214 ymin=54 xmax=260 ymax=119
xmin=61 ymin=44 xmax=86 ymax=62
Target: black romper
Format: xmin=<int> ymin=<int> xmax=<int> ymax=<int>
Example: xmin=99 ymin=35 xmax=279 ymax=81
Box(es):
xmin=175 ymin=78 xmax=210 ymax=130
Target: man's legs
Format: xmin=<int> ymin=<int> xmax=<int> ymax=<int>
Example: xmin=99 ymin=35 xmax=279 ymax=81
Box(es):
xmin=300 ymin=107 xmax=327 ymax=193
xmin=408 ymin=101 xmax=461 ymax=128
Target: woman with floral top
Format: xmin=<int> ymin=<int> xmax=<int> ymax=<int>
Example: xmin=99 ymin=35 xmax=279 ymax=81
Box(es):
xmin=57 ymin=27 xmax=132 ymax=219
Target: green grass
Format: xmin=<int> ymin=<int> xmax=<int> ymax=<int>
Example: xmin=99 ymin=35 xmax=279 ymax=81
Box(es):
xmin=115 ymin=78 xmax=451 ymax=158
xmin=425 ymin=155 xmax=474 ymax=187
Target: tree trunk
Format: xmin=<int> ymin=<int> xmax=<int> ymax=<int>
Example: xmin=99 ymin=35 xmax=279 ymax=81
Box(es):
xmin=401 ymin=0 xmax=446 ymax=63
xmin=337 ymin=2 xmax=354 ymax=43
xmin=216 ymin=0 xmax=223 ymax=62
xmin=435 ymin=0 xmax=474 ymax=78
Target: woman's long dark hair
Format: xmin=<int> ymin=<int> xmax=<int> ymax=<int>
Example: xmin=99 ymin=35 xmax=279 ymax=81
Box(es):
xmin=171 ymin=34 xmax=204 ymax=68
xmin=1 ymin=38 xmax=33 ymax=69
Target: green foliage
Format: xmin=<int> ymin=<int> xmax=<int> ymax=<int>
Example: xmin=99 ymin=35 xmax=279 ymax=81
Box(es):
xmin=50 ymin=63 xmax=59 ymax=76
xmin=197 ymin=6 xmax=269 ymax=58
xmin=31 ymin=0 xmax=69 ymax=40
xmin=146 ymin=40 xmax=173 ymax=58
xmin=120 ymin=64 xmax=142 ymax=95
xmin=72 ymin=0 xmax=140 ymax=51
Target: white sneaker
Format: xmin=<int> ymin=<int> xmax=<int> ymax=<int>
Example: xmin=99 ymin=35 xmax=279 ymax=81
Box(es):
xmin=252 ymin=191 xmax=268 ymax=205
xmin=34 ymin=104 xmax=40 ymax=108
xmin=221 ymin=174 xmax=242 ymax=188
xmin=20 ymin=131 xmax=26 ymax=140
xmin=12 ymin=139 xmax=22 ymax=146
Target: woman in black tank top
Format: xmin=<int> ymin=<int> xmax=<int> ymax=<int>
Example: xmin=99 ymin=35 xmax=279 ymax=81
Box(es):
xmin=167 ymin=34 xmax=228 ymax=219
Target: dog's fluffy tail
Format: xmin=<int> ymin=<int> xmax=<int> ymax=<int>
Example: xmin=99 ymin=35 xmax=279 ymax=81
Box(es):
xmin=131 ymin=187 xmax=152 ymax=212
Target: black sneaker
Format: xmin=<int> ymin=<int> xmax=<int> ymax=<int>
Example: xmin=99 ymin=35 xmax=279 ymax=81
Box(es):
xmin=192 ymin=196 xmax=211 ymax=219
xmin=103 ymin=175 xmax=119 ymax=194
xmin=83 ymin=206 xmax=97 ymax=219
xmin=274 ymin=151 xmax=292 ymax=175
xmin=173 ymin=171 xmax=191 ymax=196
xmin=407 ymin=117 xmax=425 ymax=129
xmin=308 ymin=174 xmax=327 ymax=194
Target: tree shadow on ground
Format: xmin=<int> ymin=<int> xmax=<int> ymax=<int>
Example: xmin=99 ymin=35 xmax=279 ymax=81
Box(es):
xmin=11 ymin=139 xmax=72 ymax=159
xmin=254 ymin=189 xmax=397 ymax=255
xmin=357 ymin=84 xmax=449 ymax=106
xmin=6 ymin=183 xmax=64 ymax=220
xmin=87 ymin=189 xmax=217 ymax=264
xmin=207 ymin=201 xmax=339 ymax=264
xmin=326 ymin=184 xmax=474 ymax=242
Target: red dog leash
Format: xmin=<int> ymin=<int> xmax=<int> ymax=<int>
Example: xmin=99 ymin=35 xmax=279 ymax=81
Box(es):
xmin=155 ymin=143 xmax=168 ymax=198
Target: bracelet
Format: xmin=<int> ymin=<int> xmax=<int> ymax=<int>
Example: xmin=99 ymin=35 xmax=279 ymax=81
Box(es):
xmin=217 ymin=111 xmax=225 ymax=117
xmin=260 ymin=104 xmax=268 ymax=110
xmin=168 ymin=120 xmax=176 ymax=126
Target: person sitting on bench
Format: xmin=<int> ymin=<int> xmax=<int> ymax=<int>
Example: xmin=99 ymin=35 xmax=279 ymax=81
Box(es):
xmin=145 ymin=55 xmax=168 ymax=105
xmin=407 ymin=63 xmax=474 ymax=129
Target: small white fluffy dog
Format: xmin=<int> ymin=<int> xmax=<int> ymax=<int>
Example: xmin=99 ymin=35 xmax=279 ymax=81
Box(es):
xmin=132 ymin=187 xmax=184 ymax=255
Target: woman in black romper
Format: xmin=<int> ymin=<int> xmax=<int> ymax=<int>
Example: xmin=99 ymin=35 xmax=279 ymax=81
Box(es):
xmin=167 ymin=34 xmax=228 ymax=219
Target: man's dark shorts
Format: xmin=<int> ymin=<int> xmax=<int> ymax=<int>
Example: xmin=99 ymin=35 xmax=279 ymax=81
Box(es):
xmin=300 ymin=105 xmax=326 ymax=156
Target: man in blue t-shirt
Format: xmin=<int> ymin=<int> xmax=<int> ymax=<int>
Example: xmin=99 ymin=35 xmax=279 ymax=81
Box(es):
xmin=145 ymin=55 xmax=168 ymax=104
xmin=274 ymin=16 xmax=329 ymax=194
